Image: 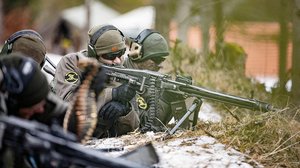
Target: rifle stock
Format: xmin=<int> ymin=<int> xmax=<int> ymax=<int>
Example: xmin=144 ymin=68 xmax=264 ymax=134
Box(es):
xmin=102 ymin=65 xmax=275 ymax=112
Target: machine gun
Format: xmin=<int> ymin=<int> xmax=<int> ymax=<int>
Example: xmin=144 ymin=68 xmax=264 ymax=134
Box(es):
xmin=0 ymin=116 xmax=158 ymax=168
xmin=102 ymin=65 xmax=276 ymax=133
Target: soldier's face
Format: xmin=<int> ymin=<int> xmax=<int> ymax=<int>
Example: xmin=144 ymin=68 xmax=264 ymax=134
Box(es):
xmin=18 ymin=99 xmax=46 ymax=119
xmin=136 ymin=59 xmax=162 ymax=71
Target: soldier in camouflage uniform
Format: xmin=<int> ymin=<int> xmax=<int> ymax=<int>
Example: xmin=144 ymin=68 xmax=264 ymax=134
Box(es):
xmin=0 ymin=29 xmax=73 ymax=126
xmin=0 ymin=53 xmax=65 ymax=168
xmin=123 ymin=29 xmax=188 ymax=132
xmin=0 ymin=53 xmax=107 ymax=168
xmin=52 ymin=25 xmax=139 ymax=138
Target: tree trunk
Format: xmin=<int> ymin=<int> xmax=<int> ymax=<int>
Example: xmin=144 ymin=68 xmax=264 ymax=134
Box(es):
xmin=199 ymin=0 xmax=213 ymax=58
xmin=84 ymin=0 xmax=91 ymax=45
xmin=0 ymin=0 xmax=3 ymax=42
xmin=214 ymin=0 xmax=224 ymax=58
xmin=278 ymin=0 xmax=289 ymax=93
xmin=291 ymin=0 xmax=300 ymax=103
xmin=152 ymin=0 xmax=177 ymax=42
xmin=175 ymin=0 xmax=192 ymax=44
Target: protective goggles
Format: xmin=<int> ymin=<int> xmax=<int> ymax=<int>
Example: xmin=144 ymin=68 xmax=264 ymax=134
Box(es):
xmin=101 ymin=48 xmax=126 ymax=60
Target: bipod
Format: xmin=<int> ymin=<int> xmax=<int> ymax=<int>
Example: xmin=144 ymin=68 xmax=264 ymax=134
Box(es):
xmin=168 ymin=98 xmax=202 ymax=135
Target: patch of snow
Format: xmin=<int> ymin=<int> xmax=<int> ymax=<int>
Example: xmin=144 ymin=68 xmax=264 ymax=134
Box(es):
xmin=85 ymin=134 xmax=263 ymax=168
xmin=254 ymin=76 xmax=278 ymax=92
xmin=254 ymin=76 xmax=291 ymax=92
xmin=286 ymin=80 xmax=291 ymax=92
xmin=198 ymin=102 xmax=222 ymax=123
xmin=156 ymin=136 xmax=259 ymax=168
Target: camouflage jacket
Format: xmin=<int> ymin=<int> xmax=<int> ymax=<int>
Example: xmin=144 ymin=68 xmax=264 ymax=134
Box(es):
xmin=51 ymin=51 xmax=139 ymax=138
xmin=123 ymin=58 xmax=188 ymax=132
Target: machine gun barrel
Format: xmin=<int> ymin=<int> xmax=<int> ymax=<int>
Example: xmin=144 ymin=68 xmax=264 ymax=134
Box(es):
xmin=102 ymin=65 xmax=275 ymax=112
xmin=164 ymin=79 xmax=274 ymax=112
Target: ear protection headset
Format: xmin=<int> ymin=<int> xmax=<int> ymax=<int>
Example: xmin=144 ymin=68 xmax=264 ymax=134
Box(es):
xmin=0 ymin=29 xmax=46 ymax=67
xmin=87 ymin=25 xmax=125 ymax=59
xmin=3 ymin=58 xmax=36 ymax=115
xmin=128 ymin=29 xmax=158 ymax=61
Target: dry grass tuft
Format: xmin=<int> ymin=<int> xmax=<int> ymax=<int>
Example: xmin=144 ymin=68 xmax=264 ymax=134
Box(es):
xmin=162 ymin=43 xmax=300 ymax=168
xmin=218 ymin=110 xmax=300 ymax=168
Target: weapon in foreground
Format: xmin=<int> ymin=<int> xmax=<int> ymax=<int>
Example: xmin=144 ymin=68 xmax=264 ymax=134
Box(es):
xmin=0 ymin=116 xmax=158 ymax=168
xmin=102 ymin=65 xmax=276 ymax=133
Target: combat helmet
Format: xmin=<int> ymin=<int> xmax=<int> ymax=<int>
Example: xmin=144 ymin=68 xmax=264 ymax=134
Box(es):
xmin=128 ymin=29 xmax=169 ymax=63
xmin=0 ymin=29 xmax=46 ymax=67
xmin=87 ymin=25 xmax=126 ymax=59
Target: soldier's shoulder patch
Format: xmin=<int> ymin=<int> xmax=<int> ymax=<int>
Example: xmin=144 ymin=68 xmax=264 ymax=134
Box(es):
xmin=65 ymin=71 xmax=79 ymax=83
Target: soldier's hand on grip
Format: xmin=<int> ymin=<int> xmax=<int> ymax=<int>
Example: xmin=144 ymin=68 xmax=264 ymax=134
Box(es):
xmin=99 ymin=101 xmax=130 ymax=120
xmin=112 ymin=83 xmax=136 ymax=102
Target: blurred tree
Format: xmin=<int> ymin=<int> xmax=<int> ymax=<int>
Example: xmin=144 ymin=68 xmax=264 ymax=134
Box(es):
xmin=291 ymin=0 xmax=300 ymax=104
xmin=228 ymin=0 xmax=282 ymax=22
xmin=192 ymin=0 xmax=244 ymax=58
xmin=34 ymin=0 xmax=84 ymax=27
xmin=84 ymin=0 xmax=91 ymax=50
xmin=152 ymin=0 xmax=177 ymax=42
xmin=0 ymin=0 xmax=3 ymax=41
xmin=174 ymin=0 xmax=192 ymax=44
xmin=2 ymin=0 xmax=32 ymax=40
xmin=197 ymin=0 xmax=213 ymax=58
xmin=278 ymin=0 xmax=290 ymax=93
xmin=214 ymin=0 xmax=224 ymax=60
xmin=100 ymin=0 xmax=147 ymax=13
xmin=1 ymin=0 xmax=84 ymax=41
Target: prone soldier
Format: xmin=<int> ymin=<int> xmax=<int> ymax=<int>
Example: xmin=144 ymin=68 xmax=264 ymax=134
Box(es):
xmin=0 ymin=53 xmax=65 ymax=167
xmin=123 ymin=29 xmax=189 ymax=132
xmin=51 ymin=25 xmax=139 ymax=138
xmin=0 ymin=53 xmax=66 ymax=124
xmin=0 ymin=29 xmax=47 ymax=68
xmin=0 ymin=52 xmax=109 ymax=167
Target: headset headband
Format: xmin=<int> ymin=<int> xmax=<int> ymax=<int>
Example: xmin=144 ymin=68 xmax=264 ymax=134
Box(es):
xmin=1 ymin=29 xmax=46 ymax=67
xmin=134 ymin=29 xmax=158 ymax=44
xmin=6 ymin=29 xmax=43 ymax=44
xmin=90 ymin=25 xmax=124 ymax=45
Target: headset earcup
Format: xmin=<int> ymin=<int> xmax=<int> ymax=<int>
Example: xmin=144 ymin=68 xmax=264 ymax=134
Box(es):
xmin=0 ymin=42 xmax=10 ymax=56
xmin=40 ymin=57 xmax=46 ymax=68
xmin=6 ymin=95 xmax=19 ymax=116
xmin=128 ymin=42 xmax=142 ymax=60
xmin=87 ymin=44 xmax=97 ymax=58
